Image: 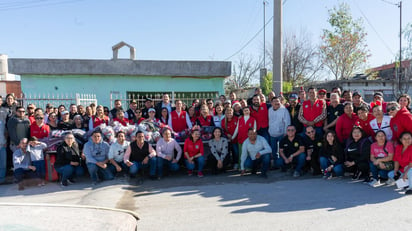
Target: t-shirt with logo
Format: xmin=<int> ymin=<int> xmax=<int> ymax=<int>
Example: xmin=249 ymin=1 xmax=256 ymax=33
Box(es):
xmin=370 ymin=141 xmax=394 ymax=158
xmin=279 ymin=135 xmax=305 ymax=157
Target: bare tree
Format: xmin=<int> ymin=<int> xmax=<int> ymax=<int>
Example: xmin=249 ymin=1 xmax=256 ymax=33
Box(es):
xmin=267 ymin=29 xmax=323 ymax=88
xmin=226 ymin=54 xmax=261 ymax=90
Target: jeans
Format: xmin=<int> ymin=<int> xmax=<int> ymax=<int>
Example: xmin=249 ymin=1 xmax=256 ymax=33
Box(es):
xmin=257 ymin=127 xmax=270 ymax=143
xmin=276 ymin=152 xmax=306 ymax=173
xmin=270 ymin=135 xmax=284 ymax=161
xmin=14 ymin=168 xmax=37 ymax=183
xmin=369 ymin=162 xmax=389 ymax=180
xmin=319 ymin=156 xmax=344 ymax=177
xmin=230 ymin=143 xmax=239 ymax=166
xmin=108 ymin=161 xmax=129 ymax=176
xmin=56 ymin=164 xmax=84 ymax=182
xmin=157 ymin=157 xmax=179 ymax=177
xmin=86 ymin=163 xmax=114 ymax=182
xmin=388 ymin=167 xmax=412 ymax=188
xmin=32 ymin=160 xmax=46 ymax=179
xmin=129 ymin=157 xmax=157 ymax=177
xmin=185 ymin=156 xmax=205 ymax=172
xmin=243 ymin=154 xmax=270 ymax=175
xmin=0 ymin=147 xmax=6 ymax=183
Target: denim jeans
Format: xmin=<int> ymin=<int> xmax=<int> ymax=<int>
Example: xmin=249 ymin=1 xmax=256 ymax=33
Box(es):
xmin=0 ymin=147 xmax=6 ymax=183
xmin=388 ymin=167 xmax=412 ymax=188
xmin=230 ymin=143 xmax=239 ymax=166
xmin=129 ymin=157 xmax=157 ymax=177
xmin=270 ymin=135 xmax=284 ymax=161
xmin=319 ymin=156 xmax=344 ymax=177
xmin=108 ymin=161 xmax=129 ymax=176
xmin=257 ymin=127 xmax=270 ymax=143
xmin=32 ymin=160 xmax=46 ymax=179
xmin=14 ymin=168 xmax=37 ymax=183
xmin=185 ymin=156 xmax=205 ymax=172
xmin=157 ymin=157 xmax=179 ymax=177
xmin=369 ymin=162 xmax=389 ymax=180
xmin=276 ymin=152 xmax=306 ymax=173
xmin=243 ymin=154 xmax=270 ymax=175
xmin=56 ymin=164 xmax=84 ymax=182
xmin=86 ymin=163 xmax=114 ymax=182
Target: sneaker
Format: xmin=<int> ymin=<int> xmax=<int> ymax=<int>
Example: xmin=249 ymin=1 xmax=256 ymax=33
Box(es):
xmin=197 ymin=171 xmax=204 ymax=178
xmin=187 ymin=170 xmax=193 ymax=176
xmin=352 ymin=171 xmax=361 ymax=180
xmin=368 ymin=179 xmax=379 ymax=187
xmin=386 ymin=178 xmax=396 ymax=186
xmin=233 ymin=164 xmax=239 ymax=170
xmin=61 ymin=180 xmax=68 ymax=187
xmin=293 ymin=171 xmax=300 ymax=177
xmin=67 ymin=179 xmax=75 ymax=184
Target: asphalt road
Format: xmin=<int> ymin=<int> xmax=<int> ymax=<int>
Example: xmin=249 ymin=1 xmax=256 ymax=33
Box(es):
xmin=0 ymin=170 xmax=410 ymax=231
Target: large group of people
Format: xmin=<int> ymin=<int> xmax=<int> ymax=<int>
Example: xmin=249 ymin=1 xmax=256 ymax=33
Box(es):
xmin=1 ymin=88 xmax=412 ymax=195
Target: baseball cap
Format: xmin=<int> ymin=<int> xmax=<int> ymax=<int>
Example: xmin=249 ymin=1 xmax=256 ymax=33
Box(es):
xmin=373 ymin=92 xmax=383 ymax=98
xmin=148 ymin=108 xmax=156 ymax=113
xmin=61 ymin=110 xmax=69 ymax=115
xmin=289 ymin=94 xmax=298 ymax=100
xmin=318 ymin=89 xmax=327 ymax=95
xmin=352 ymin=92 xmax=361 ymax=98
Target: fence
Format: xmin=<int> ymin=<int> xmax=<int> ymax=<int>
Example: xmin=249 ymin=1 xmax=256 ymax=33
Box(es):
xmin=16 ymin=93 xmax=97 ymax=109
xmin=110 ymin=91 xmax=220 ymax=109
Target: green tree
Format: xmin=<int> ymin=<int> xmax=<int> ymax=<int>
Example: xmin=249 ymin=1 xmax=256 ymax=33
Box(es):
xmin=320 ymin=3 xmax=370 ymax=80
xmin=261 ymin=72 xmax=272 ymax=95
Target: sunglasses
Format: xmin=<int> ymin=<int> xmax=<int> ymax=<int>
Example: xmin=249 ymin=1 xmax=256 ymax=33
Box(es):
xmin=387 ymin=106 xmax=397 ymax=112
xmin=35 ymin=117 xmax=43 ymax=120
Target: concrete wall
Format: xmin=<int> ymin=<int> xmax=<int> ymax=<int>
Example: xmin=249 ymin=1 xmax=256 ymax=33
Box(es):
xmin=21 ymin=75 xmax=225 ymax=107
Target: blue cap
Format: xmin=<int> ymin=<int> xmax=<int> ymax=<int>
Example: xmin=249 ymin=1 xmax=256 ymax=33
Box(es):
xmin=289 ymin=94 xmax=298 ymax=99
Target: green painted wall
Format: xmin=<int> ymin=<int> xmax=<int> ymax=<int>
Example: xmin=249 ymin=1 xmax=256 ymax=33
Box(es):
xmin=21 ymin=75 xmax=225 ymax=107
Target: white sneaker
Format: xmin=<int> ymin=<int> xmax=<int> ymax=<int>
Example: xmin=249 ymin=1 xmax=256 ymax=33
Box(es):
xmin=293 ymin=171 xmax=300 ymax=177
xmin=368 ymin=179 xmax=379 ymax=187
xmin=386 ymin=178 xmax=396 ymax=186
xmin=233 ymin=164 xmax=239 ymax=170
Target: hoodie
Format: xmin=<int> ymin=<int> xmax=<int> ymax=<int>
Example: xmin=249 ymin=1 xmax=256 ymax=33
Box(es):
xmin=390 ymin=107 xmax=412 ymax=142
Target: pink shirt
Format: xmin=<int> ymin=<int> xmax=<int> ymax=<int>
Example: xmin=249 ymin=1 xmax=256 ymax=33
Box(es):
xmin=370 ymin=141 xmax=394 ymax=158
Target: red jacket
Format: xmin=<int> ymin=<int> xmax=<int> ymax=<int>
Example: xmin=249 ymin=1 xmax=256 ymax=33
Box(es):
xmin=184 ymin=138 xmax=204 ymax=158
xmin=250 ymin=103 xmax=269 ymax=129
xmin=300 ymin=99 xmax=326 ymax=127
xmin=170 ymin=110 xmax=188 ymax=133
xmin=336 ymin=113 xmax=358 ymax=143
xmin=355 ymin=114 xmax=375 ymax=138
xmin=391 ymin=107 xmax=412 ymax=142
xmin=30 ymin=123 xmax=50 ymax=139
xmin=237 ymin=116 xmax=256 ymax=144
xmin=222 ymin=117 xmax=238 ymax=143
xmin=394 ymin=145 xmax=412 ymax=172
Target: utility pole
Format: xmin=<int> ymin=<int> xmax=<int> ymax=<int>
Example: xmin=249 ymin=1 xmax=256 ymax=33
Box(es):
xmin=272 ymin=0 xmax=282 ymax=95
xmin=260 ymin=1 xmax=268 ymax=88
xmin=398 ymin=1 xmax=403 ymax=93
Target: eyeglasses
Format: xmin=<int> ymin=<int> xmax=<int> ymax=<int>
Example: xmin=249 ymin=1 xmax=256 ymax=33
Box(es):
xmin=387 ymin=106 xmax=397 ymax=112
xmin=35 ymin=117 xmax=43 ymax=120
xmin=207 ymin=102 xmax=213 ymax=105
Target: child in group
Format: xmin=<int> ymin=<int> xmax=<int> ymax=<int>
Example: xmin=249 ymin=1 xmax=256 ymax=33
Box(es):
xmin=27 ymin=136 xmax=48 ymax=186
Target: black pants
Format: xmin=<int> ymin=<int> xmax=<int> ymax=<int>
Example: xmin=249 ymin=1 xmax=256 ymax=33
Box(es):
xmin=208 ymin=154 xmax=230 ymax=173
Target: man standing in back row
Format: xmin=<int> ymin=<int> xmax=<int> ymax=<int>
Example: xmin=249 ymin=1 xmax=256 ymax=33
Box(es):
xmin=298 ymin=87 xmax=327 ymax=136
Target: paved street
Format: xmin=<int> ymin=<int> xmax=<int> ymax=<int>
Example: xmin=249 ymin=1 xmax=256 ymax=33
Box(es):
xmin=0 ymin=171 xmax=411 ymax=231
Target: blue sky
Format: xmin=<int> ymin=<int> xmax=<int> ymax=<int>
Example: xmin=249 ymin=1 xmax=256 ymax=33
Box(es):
xmin=1 ymin=0 xmax=411 ymax=71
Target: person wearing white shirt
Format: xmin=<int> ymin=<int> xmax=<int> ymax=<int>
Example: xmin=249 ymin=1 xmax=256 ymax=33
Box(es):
xmin=240 ymin=128 xmax=272 ymax=178
xmin=108 ymin=131 xmax=130 ymax=176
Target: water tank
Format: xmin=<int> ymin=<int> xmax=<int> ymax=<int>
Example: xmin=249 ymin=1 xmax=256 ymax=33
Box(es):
xmin=0 ymin=54 xmax=8 ymax=80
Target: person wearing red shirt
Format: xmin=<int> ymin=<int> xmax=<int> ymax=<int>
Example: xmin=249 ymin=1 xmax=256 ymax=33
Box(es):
xmin=195 ymin=105 xmax=215 ymax=127
xmin=30 ymin=113 xmax=50 ymax=139
xmin=298 ymin=87 xmax=327 ymax=136
xmin=222 ymin=108 xmax=239 ymax=169
xmin=388 ymin=131 xmax=412 ymax=195
xmin=184 ymin=129 xmax=205 ymax=177
xmin=335 ymin=103 xmax=358 ymax=143
xmin=187 ymin=106 xmax=197 ymax=127
xmin=250 ymin=94 xmax=269 ymax=142
xmin=89 ymin=105 xmax=109 ymax=130
xmin=169 ymin=100 xmax=192 ymax=133
xmin=355 ymin=105 xmax=375 ymax=138
xmin=112 ymin=110 xmax=130 ymax=126
xmin=387 ymin=102 xmax=412 ymax=144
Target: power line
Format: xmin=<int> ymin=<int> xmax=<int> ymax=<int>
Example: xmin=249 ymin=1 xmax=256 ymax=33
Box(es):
xmin=0 ymin=0 xmax=83 ymax=11
xmin=225 ymin=16 xmax=273 ymax=61
xmin=353 ymin=1 xmax=395 ymax=56
xmin=225 ymin=0 xmax=288 ymax=61
xmin=379 ymin=0 xmax=398 ymax=6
